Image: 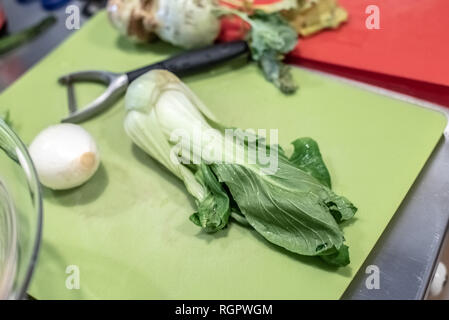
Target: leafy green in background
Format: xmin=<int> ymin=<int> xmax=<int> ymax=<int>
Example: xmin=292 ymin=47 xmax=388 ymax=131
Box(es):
xmin=0 ymin=16 xmax=56 ymax=55
xmin=218 ymin=9 xmax=299 ymax=94
xmin=244 ymin=11 xmax=299 ymax=94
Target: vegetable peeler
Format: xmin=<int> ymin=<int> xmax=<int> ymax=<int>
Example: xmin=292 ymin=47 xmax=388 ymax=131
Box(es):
xmin=59 ymin=41 xmax=249 ymax=123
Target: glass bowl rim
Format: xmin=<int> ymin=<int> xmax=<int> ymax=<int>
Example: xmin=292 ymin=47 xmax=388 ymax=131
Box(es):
xmin=0 ymin=118 xmax=43 ymax=299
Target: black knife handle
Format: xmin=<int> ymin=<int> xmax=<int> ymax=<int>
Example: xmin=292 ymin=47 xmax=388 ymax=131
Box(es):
xmin=126 ymin=40 xmax=249 ymax=83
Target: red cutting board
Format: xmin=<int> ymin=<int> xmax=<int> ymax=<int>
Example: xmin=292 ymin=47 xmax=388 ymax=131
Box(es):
xmin=290 ymin=0 xmax=449 ymax=88
xmin=219 ymin=0 xmax=449 ymax=106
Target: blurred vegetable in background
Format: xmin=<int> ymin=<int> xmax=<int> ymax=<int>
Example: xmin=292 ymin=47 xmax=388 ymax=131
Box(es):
xmin=107 ymin=0 xmax=221 ymax=48
xmin=0 ymin=15 xmax=56 ymax=55
xmin=220 ymin=9 xmax=298 ymax=94
xmin=219 ymin=0 xmax=348 ymax=39
xmin=284 ymin=0 xmax=348 ymax=36
xmin=218 ymin=8 xmax=298 ymax=94
xmin=221 ymin=0 xmax=297 ymax=12
xmin=106 ymin=0 xmax=348 ymax=94
xmin=107 ymin=0 xmax=299 ymax=94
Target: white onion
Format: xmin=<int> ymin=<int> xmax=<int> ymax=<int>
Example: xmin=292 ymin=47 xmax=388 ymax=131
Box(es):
xmin=29 ymin=124 xmax=100 ymax=190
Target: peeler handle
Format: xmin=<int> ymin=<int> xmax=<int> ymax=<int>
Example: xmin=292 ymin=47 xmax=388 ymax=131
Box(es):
xmin=126 ymin=40 xmax=249 ymax=83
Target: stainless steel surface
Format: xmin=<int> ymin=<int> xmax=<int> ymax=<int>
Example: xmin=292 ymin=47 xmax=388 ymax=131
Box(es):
xmin=1 ymin=1 xmax=448 ymax=299
xmin=343 ymin=135 xmax=449 ymax=299
xmin=317 ymin=72 xmax=449 ymax=300
xmin=59 ymin=70 xmax=128 ymax=123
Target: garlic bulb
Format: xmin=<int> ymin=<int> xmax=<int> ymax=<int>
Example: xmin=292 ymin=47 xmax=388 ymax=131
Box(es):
xmin=108 ymin=0 xmax=158 ymax=43
xmin=155 ymin=0 xmax=221 ymax=48
xmin=107 ymin=0 xmax=220 ymax=49
xmin=29 ymin=124 xmax=100 ymax=190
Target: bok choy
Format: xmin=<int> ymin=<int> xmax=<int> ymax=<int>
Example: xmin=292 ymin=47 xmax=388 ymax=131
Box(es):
xmin=124 ymin=70 xmax=357 ymax=267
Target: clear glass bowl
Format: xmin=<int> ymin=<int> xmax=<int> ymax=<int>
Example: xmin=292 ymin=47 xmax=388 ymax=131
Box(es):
xmin=0 ymin=119 xmax=42 ymax=299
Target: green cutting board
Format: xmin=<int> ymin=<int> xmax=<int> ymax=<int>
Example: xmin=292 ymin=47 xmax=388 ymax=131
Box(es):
xmin=0 ymin=12 xmax=446 ymax=299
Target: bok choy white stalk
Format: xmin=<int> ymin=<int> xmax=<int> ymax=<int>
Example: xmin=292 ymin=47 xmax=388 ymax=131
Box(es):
xmin=124 ymin=70 xmax=357 ymax=267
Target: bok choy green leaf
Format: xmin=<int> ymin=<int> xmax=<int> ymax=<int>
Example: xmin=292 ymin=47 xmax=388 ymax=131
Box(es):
xmin=189 ymin=163 xmax=231 ymax=233
xmin=211 ymin=159 xmax=348 ymax=257
xmin=289 ymin=137 xmax=332 ymax=188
